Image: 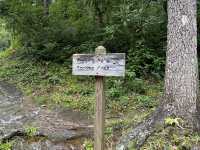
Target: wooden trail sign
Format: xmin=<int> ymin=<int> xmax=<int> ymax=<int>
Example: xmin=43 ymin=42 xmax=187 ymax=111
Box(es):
xmin=72 ymin=54 xmax=125 ymax=77
xmin=72 ymin=46 xmax=125 ymax=150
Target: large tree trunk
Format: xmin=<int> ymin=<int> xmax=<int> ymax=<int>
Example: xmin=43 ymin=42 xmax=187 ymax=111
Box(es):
xmin=164 ymin=0 xmax=199 ymax=128
xmin=116 ymin=0 xmax=199 ymax=149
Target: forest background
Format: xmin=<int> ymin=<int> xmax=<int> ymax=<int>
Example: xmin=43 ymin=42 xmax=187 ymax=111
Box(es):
xmin=1 ymin=0 xmax=200 ymax=149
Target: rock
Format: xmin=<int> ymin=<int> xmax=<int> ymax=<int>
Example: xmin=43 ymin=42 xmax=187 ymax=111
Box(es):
xmin=0 ymin=81 xmax=93 ymax=149
xmin=13 ymin=137 xmax=84 ymax=150
xmin=192 ymin=145 xmax=200 ymax=150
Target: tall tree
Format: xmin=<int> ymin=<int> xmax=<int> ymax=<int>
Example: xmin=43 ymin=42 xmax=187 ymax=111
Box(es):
xmin=164 ymin=0 xmax=199 ymax=128
xmin=116 ymin=0 xmax=199 ymax=149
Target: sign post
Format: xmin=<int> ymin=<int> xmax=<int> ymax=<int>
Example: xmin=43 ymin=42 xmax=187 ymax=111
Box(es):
xmin=72 ymin=46 xmax=125 ymax=150
xmin=94 ymin=46 xmax=106 ymax=150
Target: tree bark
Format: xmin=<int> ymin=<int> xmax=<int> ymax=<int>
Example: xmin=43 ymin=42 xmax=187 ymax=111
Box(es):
xmin=94 ymin=4 xmax=104 ymax=28
xmin=43 ymin=0 xmax=50 ymax=16
xmin=116 ymin=0 xmax=199 ymax=149
xmin=164 ymin=0 xmax=199 ymax=129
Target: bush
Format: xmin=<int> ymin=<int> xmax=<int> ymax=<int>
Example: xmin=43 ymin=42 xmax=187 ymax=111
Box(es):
xmin=1 ymin=0 xmax=167 ymax=78
xmin=136 ymin=95 xmax=157 ymax=108
xmin=2 ymin=0 xmax=95 ymax=61
xmin=0 ymin=20 xmax=10 ymax=51
xmin=0 ymin=142 xmax=13 ymax=150
xmin=128 ymin=48 xmax=165 ymax=78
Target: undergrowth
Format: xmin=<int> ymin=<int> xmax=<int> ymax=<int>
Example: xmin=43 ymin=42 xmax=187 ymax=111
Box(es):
xmin=0 ymin=49 xmax=162 ymax=114
xmin=0 ymin=141 xmax=13 ymax=150
xmin=2 ymin=49 xmax=200 ymax=149
xmin=141 ymin=117 xmax=200 ymax=150
xmin=0 ymin=49 xmax=164 ymax=149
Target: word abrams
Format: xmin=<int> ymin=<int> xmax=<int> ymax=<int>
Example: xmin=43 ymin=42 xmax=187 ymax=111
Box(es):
xmin=72 ymin=53 xmax=125 ymax=77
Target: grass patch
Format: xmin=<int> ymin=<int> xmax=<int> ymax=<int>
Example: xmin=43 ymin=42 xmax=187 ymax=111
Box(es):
xmin=0 ymin=49 xmax=96 ymax=112
xmin=24 ymin=126 xmax=38 ymax=137
xmin=0 ymin=141 xmax=14 ymax=150
xmin=0 ymin=49 xmax=162 ymax=114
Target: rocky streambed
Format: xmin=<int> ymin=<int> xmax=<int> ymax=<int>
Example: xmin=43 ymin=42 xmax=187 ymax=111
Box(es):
xmin=0 ymin=81 xmax=93 ymax=150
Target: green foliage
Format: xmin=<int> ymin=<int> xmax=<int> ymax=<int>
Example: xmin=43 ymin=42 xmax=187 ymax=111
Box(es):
xmin=136 ymin=95 xmax=157 ymax=108
xmin=105 ymin=77 xmax=161 ymax=113
xmin=104 ymin=0 xmax=166 ymax=77
xmin=83 ymin=139 xmax=93 ymax=150
xmin=0 ymin=142 xmax=13 ymax=150
xmin=0 ymin=1 xmax=200 ymax=149
xmin=127 ymin=141 xmax=137 ymax=150
xmin=105 ymin=127 xmax=113 ymax=136
xmin=107 ymin=79 xmax=123 ymax=98
xmin=0 ymin=49 xmax=162 ymax=115
xmin=164 ymin=117 xmax=183 ymax=127
xmin=0 ymin=19 xmax=10 ymax=51
xmin=0 ymin=49 xmax=163 ymax=150
xmin=128 ymin=48 xmax=165 ymax=78
xmin=142 ymin=124 xmax=200 ymax=150
xmin=0 ymin=49 xmax=95 ymax=112
xmin=1 ymin=0 xmax=95 ymax=61
xmin=24 ymin=126 xmax=38 ymax=137
xmin=0 ymin=0 xmax=167 ymax=77
xmin=2 ymin=0 xmax=200 ymax=79
xmin=126 ymin=77 xmax=146 ymax=94
xmin=0 ymin=48 xmax=13 ymax=59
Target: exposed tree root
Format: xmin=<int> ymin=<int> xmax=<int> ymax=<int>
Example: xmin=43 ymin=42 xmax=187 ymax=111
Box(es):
xmin=116 ymin=105 xmax=170 ymax=150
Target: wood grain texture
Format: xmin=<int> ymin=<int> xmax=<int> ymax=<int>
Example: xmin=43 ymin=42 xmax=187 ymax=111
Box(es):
xmin=72 ymin=53 xmax=125 ymax=77
xmin=95 ymin=76 xmax=105 ymax=150
xmin=94 ymin=46 xmax=106 ymax=150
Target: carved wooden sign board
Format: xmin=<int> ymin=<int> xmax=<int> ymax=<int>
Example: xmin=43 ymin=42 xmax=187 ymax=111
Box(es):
xmin=72 ymin=53 xmax=125 ymax=77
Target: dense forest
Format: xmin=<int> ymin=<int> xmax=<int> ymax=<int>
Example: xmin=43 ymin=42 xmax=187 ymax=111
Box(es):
xmin=0 ymin=0 xmax=168 ymax=78
xmin=1 ymin=0 xmax=200 ymax=150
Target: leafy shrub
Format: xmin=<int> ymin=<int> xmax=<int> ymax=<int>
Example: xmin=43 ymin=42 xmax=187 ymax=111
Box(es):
xmin=126 ymin=78 xmax=146 ymax=94
xmin=1 ymin=0 xmax=95 ymax=61
xmin=136 ymin=95 xmax=157 ymax=108
xmin=0 ymin=20 xmax=10 ymax=51
xmin=108 ymin=87 xmax=121 ymax=99
xmin=24 ymin=126 xmax=38 ymax=137
xmin=83 ymin=139 xmax=93 ymax=150
xmin=103 ymin=0 xmax=167 ymax=78
xmin=128 ymin=48 xmax=165 ymax=78
xmin=107 ymin=79 xmax=123 ymax=99
xmin=0 ymin=142 xmax=13 ymax=150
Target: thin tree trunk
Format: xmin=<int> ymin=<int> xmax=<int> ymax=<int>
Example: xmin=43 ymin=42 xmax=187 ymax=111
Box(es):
xmin=43 ymin=0 xmax=49 ymax=16
xmin=164 ymin=0 xmax=199 ymax=128
xmin=95 ymin=6 xmax=104 ymax=28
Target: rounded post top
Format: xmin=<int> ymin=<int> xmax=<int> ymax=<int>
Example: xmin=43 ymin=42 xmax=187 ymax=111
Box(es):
xmin=95 ymin=46 xmax=106 ymax=54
